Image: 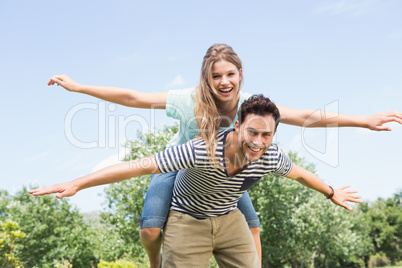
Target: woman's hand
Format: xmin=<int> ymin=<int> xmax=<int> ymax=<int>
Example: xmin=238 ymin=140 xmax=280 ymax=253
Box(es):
xmin=365 ymin=111 xmax=402 ymax=131
xmin=48 ymin=74 xmax=82 ymax=92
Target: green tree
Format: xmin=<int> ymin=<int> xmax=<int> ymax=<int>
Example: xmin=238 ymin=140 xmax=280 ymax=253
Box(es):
xmin=0 ymin=190 xmax=11 ymax=219
xmin=101 ymin=125 xmax=178 ymax=262
xmin=365 ymin=190 xmax=402 ymax=265
xmin=0 ymin=220 xmax=25 ymax=268
xmin=248 ymin=152 xmax=315 ymax=267
xmin=248 ymin=152 xmax=373 ymax=268
xmin=293 ymin=191 xmax=373 ymax=268
xmin=84 ymin=211 xmax=124 ymax=262
xmin=2 ymin=187 xmax=96 ymax=268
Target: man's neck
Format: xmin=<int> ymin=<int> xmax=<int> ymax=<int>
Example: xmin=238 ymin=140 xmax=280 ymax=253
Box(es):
xmin=224 ymin=130 xmax=249 ymax=177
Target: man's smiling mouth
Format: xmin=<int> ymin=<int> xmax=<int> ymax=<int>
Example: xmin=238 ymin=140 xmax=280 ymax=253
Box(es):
xmin=248 ymin=146 xmax=263 ymax=152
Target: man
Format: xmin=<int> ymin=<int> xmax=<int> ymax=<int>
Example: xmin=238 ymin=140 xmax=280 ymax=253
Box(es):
xmin=30 ymin=95 xmax=361 ymax=267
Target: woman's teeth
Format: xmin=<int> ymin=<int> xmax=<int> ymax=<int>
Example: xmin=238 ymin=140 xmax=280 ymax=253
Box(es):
xmin=219 ymin=88 xmax=232 ymax=92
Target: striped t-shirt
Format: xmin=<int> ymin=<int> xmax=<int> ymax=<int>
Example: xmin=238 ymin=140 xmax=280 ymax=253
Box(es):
xmin=155 ymin=129 xmax=293 ymax=219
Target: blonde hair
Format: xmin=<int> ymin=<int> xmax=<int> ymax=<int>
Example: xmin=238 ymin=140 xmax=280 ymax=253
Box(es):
xmin=194 ymin=44 xmax=243 ymax=167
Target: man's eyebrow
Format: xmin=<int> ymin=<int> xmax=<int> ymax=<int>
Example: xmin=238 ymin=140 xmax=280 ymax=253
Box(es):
xmin=246 ymin=127 xmax=273 ymax=134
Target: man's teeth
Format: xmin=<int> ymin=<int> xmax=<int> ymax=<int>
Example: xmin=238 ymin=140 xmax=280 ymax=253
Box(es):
xmin=219 ymin=88 xmax=232 ymax=92
xmin=249 ymin=147 xmax=261 ymax=152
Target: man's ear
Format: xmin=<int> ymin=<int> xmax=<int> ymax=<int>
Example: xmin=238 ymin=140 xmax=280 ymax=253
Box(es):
xmin=234 ymin=120 xmax=240 ymax=132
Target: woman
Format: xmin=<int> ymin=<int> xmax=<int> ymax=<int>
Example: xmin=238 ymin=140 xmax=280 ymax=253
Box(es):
xmin=48 ymin=44 xmax=402 ymax=267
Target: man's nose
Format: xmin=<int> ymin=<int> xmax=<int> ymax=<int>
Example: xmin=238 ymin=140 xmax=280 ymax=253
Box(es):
xmin=250 ymin=134 xmax=263 ymax=145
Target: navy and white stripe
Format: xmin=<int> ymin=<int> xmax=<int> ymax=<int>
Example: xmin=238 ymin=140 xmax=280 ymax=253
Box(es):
xmin=155 ymin=129 xmax=292 ymax=219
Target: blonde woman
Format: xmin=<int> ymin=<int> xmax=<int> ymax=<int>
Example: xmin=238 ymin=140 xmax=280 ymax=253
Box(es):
xmin=48 ymin=44 xmax=402 ymax=267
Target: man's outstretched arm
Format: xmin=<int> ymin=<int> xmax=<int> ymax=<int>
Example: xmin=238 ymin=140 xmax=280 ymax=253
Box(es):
xmin=29 ymin=156 xmax=160 ymax=199
xmin=285 ymin=164 xmax=362 ymax=210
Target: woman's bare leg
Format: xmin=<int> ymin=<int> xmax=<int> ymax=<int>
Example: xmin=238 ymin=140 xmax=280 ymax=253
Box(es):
xmin=250 ymin=227 xmax=262 ymax=267
xmin=140 ymin=228 xmax=163 ymax=268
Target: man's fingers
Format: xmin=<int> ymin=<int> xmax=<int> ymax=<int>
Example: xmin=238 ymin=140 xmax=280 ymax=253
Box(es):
xmin=332 ymin=186 xmax=362 ymax=209
xmin=29 ymin=186 xmax=64 ymax=196
xmin=337 ymin=201 xmax=352 ymax=211
xmin=347 ymin=197 xmax=363 ymax=203
xmin=339 ymin=185 xmax=351 ymax=190
xmin=348 ymin=194 xmax=362 ymax=200
xmin=346 ymin=190 xmax=358 ymax=194
xmin=29 ymin=188 xmax=47 ymax=196
xmin=344 ymin=190 xmax=362 ymax=203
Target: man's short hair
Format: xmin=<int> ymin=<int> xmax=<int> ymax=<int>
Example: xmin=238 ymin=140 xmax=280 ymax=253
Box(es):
xmin=237 ymin=95 xmax=280 ymax=130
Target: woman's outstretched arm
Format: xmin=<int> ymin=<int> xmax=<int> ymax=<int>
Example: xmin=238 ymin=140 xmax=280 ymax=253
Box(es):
xmin=48 ymin=74 xmax=168 ymax=109
xmin=277 ymin=104 xmax=402 ymax=131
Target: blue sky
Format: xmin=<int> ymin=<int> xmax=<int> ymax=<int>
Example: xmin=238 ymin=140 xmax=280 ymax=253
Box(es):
xmin=1 ymin=0 xmax=401 ymax=212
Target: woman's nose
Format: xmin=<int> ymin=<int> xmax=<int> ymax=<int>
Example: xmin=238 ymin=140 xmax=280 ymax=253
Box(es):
xmin=221 ymin=76 xmax=229 ymax=85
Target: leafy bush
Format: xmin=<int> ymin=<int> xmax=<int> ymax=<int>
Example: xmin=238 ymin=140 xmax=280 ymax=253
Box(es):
xmin=97 ymin=259 xmax=137 ymax=268
xmin=0 ymin=220 xmax=25 ymax=267
xmin=101 ymin=125 xmax=178 ymax=262
xmin=368 ymin=253 xmax=391 ymax=267
xmin=1 ymin=188 xmax=96 ymax=267
xmin=54 ymin=259 xmax=73 ymax=268
xmin=364 ymin=191 xmax=402 ymax=265
xmin=248 ymin=152 xmax=373 ymax=267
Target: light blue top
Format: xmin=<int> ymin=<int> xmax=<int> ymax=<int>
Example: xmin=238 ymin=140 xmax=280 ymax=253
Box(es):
xmin=165 ymin=87 xmax=251 ymax=148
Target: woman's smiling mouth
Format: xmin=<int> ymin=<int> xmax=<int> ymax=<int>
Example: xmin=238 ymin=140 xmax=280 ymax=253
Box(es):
xmin=219 ymin=87 xmax=233 ymax=93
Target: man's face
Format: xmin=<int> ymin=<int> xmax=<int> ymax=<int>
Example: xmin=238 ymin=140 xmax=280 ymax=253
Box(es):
xmin=235 ymin=114 xmax=276 ymax=163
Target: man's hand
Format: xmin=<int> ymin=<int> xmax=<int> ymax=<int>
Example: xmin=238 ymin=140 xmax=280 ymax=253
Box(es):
xmin=48 ymin=74 xmax=82 ymax=92
xmin=330 ymin=185 xmax=362 ymax=211
xmin=29 ymin=182 xmax=78 ymax=199
xmin=366 ymin=111 xmax=402 ymax=131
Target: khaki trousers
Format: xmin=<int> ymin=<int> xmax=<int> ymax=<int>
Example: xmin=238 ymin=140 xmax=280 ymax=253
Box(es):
xmin=162 ymin=208 xmax=259 ymax=268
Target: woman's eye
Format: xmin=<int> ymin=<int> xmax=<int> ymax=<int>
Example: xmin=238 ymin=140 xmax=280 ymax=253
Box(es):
xmin=213 ymin=75 xmax=220 ymax=79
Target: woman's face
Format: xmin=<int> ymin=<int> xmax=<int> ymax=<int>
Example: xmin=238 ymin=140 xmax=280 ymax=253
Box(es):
xmin=210 ymin=59 xmax=242 ymax=103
